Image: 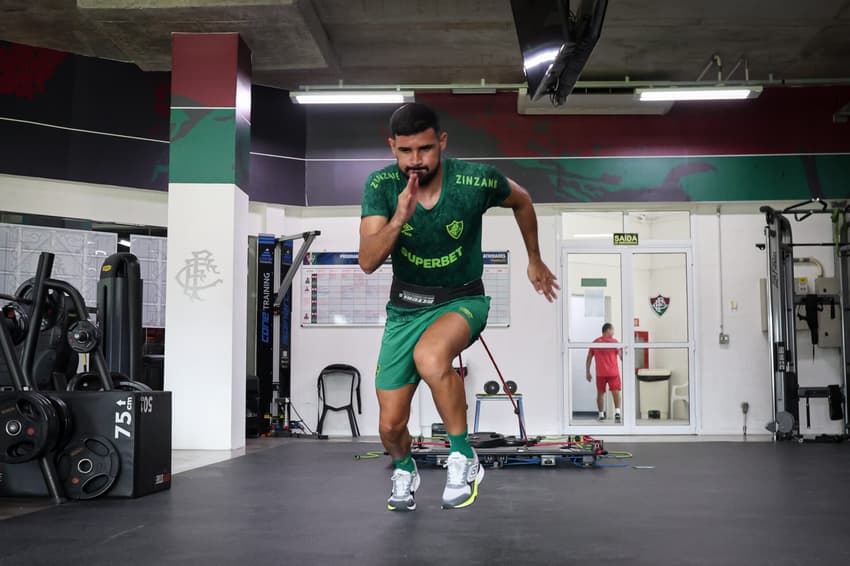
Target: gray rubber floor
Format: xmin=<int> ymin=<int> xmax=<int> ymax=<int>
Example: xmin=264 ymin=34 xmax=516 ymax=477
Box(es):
xmin=2 ymin=439 xmax=850 ymax=565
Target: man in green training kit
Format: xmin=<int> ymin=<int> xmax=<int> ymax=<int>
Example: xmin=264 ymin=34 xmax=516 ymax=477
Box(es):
xmin=359 ymin=103 xmax=559 ymax=511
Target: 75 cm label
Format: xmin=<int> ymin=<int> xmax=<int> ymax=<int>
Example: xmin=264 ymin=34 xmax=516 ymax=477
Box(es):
xmin=114 ymin=396 xmax=133 ymax=440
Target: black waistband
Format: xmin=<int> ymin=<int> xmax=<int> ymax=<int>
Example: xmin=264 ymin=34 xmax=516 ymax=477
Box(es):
xmin=390 ymin=277 xmax=485 ymax=308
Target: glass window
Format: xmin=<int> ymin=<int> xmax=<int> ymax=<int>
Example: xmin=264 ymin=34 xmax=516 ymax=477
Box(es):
xmin=633 ymin=253 xmax=688 ymax=342
xmin=566 ymin=253 xmax=621 ymax=342
xmin=562 ymin=212 xmax=623 ymax=241
xmin=625 ymin=211 xmax=690 ymax=240
xmin=634 ymin=348 xmax=689 ymax=425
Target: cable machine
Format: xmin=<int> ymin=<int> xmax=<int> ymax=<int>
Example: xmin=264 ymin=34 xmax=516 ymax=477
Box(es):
xmin=250 ymin=231 xmax=320 ymax=437
xmin=760 ymin=199 xmax=848 ymax=440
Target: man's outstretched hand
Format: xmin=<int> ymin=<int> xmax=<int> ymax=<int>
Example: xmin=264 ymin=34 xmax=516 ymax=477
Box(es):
xmin=527 ymin=258 xmax=560 ymax=302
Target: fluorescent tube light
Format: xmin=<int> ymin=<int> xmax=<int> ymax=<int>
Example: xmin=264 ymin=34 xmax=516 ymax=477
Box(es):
xmin=573 ymin=233 xmax=614 ymax=239
xmin=290 ymin=90 xmax=415 ymax=105
xmin=119 ymin=239 xmax=131 ymax=247
xmin=636 ymin=86 xmax=763 ymax=102
xmin=451 ymin=88 xmax=497 ymax=94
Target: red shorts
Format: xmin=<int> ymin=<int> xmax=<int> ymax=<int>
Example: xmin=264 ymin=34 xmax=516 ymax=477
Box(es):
xmin=596 ymin=375 xmax=621 ymax=394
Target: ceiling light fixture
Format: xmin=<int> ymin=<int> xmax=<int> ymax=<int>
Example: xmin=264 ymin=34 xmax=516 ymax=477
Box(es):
xmin=573 ymin=233 xmax=614 ymax=239
xmin=290 ymin=90 xmax=415 ymax=105
xmin=636 ymin=86 xmax=763 ymax=102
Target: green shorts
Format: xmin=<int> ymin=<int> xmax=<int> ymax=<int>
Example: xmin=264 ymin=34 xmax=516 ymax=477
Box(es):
xmin=375 ymin=295 xmax=491 ymax=390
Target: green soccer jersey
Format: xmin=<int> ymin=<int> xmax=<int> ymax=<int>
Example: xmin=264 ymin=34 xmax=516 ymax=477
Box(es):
xmin=361 ymin=157 xmax=511 ymax=287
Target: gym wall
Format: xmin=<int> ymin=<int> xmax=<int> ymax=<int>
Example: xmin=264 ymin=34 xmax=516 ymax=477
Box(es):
xmin=2 ymin=41 xmax=849 ymax=209
xmin=3 ymin=40 xmax=849 ymax=437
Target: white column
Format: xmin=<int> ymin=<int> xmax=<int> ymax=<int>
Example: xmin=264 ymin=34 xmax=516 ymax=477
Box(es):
xmin=165 ymin=183 xmax=248 ymax=449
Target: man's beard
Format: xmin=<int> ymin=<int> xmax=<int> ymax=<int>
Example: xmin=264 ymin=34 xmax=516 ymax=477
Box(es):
xmin=405 ymin=159 xmax=441 ymax=187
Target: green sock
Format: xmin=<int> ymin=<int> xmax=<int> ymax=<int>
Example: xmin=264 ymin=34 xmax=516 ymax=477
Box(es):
xmin=448 ymin=430 xmax=474 ymax=458
xmin=394 ymin=452 xmax=415 ymax=473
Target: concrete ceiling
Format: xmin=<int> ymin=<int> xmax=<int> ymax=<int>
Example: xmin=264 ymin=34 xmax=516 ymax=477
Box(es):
xmin=1 ymin=0 xmax=849 ymax=90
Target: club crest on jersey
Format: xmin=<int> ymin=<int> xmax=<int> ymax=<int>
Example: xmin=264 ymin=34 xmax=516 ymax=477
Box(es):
xmin=446 ymin=220 xmax=464 ymax=240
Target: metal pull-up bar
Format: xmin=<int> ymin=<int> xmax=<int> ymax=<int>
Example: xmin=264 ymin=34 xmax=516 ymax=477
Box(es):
xmin=274 ymin=231 xmax=321 ymax=309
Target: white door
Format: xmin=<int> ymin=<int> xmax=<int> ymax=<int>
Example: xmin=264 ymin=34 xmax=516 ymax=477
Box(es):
xmin=561 ymin=244 xmax=696 ymax=435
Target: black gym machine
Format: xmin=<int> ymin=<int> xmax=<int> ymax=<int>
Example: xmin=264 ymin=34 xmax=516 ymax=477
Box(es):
xmin=760 ymin=199 xmax=849 ymax=441
xmin=1 ymin=251 xmax=171 ymax=503
xmin=249 ymin=231 xmax=320 ymax=437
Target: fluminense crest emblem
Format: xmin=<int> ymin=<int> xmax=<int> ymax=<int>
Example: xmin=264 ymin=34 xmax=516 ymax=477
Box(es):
xmin=446 ymin=220 xmax=464 ymax=240
xmin=175 ymin=249 xmax=224 ymax=301
xmin=650 ymin=294 xmax=670 ymax=316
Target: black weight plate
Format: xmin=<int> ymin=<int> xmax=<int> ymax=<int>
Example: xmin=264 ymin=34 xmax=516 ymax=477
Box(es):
xmin=502 ymin=435 xmax=540 ymax=447
xmin=28 ymin=391 xmax=60 ymax=458
xmin=41 ymin=289 xmax=64 ymax=331
xmin=67 ymin=371 xmax=129 ymax=391
xmin=483 ymin=380 xmax=500 ymax=395
xmin=503 ymin=435 xmax=525 ymax=447
xmin=115 ymin=380 xmax=153 ymax=392
xmin=505 ymin=380 xmax=518 ymax=394
xmin=1 ymin=303 xmax=29 ymax=344
xmin=67 ymin=320 xmax=99 ymax=353
xmin=68 ymin=372 xmax=109 ymax=391
xmin=468 ymin=432 xmax=506 ymax=449
xmin=46 ymin=394 xmax=73 ymax=450
xmin=57 ymin=435 xmax=120 ymax=500
xmin=0 ymin=391 xmax=57 ymax=464
xmin=16 ymin=283 xmax=64 ymax=332
xmin=30 ymin=391 xmax=59 ymax=451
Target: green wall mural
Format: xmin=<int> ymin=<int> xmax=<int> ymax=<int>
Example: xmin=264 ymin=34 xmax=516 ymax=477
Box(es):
xmin=501 ymin=153 xmax=850 ymax=203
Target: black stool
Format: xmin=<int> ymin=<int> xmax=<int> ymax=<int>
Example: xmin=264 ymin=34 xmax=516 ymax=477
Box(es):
xmin=317 ymin=364 xmax=361 ymax=437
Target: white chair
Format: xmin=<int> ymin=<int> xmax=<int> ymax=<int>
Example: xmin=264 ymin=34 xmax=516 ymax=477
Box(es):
xmin=669 ymin=382 xmax=689 ymax=420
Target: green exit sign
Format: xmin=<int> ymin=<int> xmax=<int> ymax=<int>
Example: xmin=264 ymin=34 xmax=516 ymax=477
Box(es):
xmin=613 ymin=233 xmax=639 ymax=245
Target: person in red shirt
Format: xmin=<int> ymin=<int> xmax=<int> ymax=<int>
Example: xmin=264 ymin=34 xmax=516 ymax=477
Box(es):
xmin=586 ymin=323 xmax=623 ymax=422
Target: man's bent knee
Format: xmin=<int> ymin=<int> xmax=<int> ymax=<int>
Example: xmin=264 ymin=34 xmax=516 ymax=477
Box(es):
xmin=413 ymin=346 xmax=451 ymax=382
xmin=379 ymin=418 xmax=408 ymax=439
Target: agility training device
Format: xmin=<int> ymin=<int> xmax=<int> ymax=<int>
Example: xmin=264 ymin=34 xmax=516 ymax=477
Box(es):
xmin=412 ymin=334 xmax=610 ymax=469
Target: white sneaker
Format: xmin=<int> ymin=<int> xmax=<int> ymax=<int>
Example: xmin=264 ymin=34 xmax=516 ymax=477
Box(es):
xmin=441 ymin=450 xmax=484 ymax=509
xmin=387 ymin=460 xmax=420 ymax=512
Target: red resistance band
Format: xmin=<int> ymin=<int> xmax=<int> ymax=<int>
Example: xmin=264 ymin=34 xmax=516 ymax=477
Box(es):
xmin=454 ymin=335 xmax=606 ymax=451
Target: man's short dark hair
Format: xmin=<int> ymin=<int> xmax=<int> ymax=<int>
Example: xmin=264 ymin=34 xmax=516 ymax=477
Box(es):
xmin=602 ymin=323 xmax=613 ymax=334
xmin=389 ymin=103 xmax=440 ymax=137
